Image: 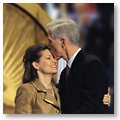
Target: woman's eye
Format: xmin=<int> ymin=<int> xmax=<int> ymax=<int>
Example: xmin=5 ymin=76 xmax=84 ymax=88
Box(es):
xmin=46 ymin=57 xmax=51 ymax=60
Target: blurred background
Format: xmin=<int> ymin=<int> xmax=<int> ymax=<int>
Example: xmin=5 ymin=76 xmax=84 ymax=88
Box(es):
xmin=3 ymin=3 xmax=114 ymax=114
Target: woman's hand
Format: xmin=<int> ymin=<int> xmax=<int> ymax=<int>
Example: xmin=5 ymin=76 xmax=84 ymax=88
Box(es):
xmin=103 ymin=87 xmax=111 ymax=106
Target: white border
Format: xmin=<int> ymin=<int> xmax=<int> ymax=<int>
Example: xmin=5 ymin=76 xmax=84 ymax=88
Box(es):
xmin=2 ymin=0 xmax=119 ymax=3
xmin=1 ymin=0 xmax=120 ymax=120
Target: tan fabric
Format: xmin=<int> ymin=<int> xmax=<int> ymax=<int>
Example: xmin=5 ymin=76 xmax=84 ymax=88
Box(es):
xmin=15 ymin=79 xmax=61 ymax=114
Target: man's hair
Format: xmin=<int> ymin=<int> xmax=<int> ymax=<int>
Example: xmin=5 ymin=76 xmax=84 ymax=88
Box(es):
xmin=46 ymin=18 xmax=80 ymax=47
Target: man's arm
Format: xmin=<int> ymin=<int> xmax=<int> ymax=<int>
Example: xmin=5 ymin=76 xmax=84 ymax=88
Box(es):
xmin=76 ymin=60 xmax=109 ymax=113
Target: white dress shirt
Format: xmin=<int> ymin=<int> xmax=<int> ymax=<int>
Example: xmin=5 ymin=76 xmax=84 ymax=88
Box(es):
xmin=67 ymin=48 xmax=81 ymax=68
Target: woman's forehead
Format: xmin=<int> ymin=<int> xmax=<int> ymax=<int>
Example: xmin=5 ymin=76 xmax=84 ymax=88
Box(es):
xmin=41 ymin=49 xmax=52 ymax=56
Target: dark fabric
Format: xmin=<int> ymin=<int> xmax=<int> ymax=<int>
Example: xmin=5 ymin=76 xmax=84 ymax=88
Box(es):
xmin=65 ymin=65 xmax=70 ymax=80
xmin=59 ymin=50 xmax=109 ymax=114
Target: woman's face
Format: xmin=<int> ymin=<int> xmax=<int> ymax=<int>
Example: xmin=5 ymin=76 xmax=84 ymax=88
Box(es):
xmin=37 ymin=49 xmax=58 ymax=75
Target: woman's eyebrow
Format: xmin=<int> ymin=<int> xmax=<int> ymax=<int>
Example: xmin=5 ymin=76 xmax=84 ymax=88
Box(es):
xmin=46 ymin=55 xmax=52 ymax=57
xmin=42 ymin=55 xmax=52 ymax=58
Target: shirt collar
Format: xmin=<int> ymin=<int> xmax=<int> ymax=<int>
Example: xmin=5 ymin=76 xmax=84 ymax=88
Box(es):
xmin=67 ymin=48 xmax=81 ymax=68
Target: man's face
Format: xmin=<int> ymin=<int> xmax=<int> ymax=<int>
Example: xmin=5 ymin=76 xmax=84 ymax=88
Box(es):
xmin=48 ymin=35 xmax=65 ymax=60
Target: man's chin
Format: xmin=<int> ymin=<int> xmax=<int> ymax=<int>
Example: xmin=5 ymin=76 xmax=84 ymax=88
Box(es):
xmin=54 ymin=55 xmax=61 ymax=60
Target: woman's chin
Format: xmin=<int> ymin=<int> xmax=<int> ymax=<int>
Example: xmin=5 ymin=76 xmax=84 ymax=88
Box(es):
xmin=52 ymin=71 xmax=57 ymax=74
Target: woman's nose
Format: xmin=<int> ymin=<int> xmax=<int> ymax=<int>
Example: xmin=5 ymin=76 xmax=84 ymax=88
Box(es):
xmin=53 ymin=58 xmax=57 ymax=63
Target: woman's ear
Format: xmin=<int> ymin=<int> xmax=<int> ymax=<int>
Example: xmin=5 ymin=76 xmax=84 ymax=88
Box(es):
xmin=32 ymin=62 xmax=39 ymax=70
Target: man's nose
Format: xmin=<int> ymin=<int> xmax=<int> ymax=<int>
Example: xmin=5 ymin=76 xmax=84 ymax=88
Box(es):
xmin=48 ymin=42 xmax=51 ymax=49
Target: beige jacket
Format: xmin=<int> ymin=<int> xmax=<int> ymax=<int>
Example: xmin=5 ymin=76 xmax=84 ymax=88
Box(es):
xmin=15 ymin=79 xmax=61 ymax=114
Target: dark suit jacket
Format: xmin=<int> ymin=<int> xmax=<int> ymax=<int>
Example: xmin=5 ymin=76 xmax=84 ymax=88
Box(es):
xmin=59 ymin=50 xmax=109 ymax=114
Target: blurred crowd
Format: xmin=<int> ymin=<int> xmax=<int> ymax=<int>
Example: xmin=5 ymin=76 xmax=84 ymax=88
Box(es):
xmin=41 ymin=3 xmax=114 ymax=113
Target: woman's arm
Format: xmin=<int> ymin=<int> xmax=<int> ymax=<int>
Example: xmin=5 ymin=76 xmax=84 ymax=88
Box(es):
xmin=14 ymin=85 xmax=33 ymax=114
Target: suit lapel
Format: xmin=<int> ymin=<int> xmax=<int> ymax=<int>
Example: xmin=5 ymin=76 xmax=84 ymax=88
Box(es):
xmin=67 ymin=50 xmax=85 ymax=81
xmin=31 ymin=80 xmax=60 ymax=111
xmin=52 ymin=85 xmax=61 ymax=109
xmin=44 ymin=85 xmax=61 ymax=110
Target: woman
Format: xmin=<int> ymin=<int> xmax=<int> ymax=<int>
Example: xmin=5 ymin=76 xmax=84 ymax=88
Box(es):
xmin=15 ymin=44 xmax=111 ymax=114
xmin=15 ymin=44 xmax=60 ymax=114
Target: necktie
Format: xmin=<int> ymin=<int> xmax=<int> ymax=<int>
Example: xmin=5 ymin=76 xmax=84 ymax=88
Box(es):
xmin=66 ymin=65 xmax=70 ymax=80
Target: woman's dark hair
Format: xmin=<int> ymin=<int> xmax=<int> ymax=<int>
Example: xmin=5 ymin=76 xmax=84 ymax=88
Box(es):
xmin=22 ymin=44 xmax=48 ymax=83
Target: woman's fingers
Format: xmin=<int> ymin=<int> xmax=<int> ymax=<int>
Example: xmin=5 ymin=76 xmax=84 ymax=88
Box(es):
xmin=103 ymin=94 xmax=111 ymax=106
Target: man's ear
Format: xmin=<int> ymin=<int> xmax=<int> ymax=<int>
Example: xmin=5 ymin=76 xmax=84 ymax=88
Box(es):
xmin=32 ymin=62 xmax=39 ymax=70
xmin=60 ymin=36 xmax=66 ymax=48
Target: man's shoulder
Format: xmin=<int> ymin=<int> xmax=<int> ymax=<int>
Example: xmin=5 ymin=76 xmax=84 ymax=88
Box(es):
xmin=83 ymin=53 xmax=105 ymax=71
xmin=84 ymin=54 xmax=101 ymax=64
xmin=77 ymin=50 xmax=102 ymax=65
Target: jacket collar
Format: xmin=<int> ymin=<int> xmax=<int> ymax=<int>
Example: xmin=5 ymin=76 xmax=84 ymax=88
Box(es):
xmin=32 ymin=79 xmax=46 ymax=92
xmin=68 ymin=50 xmax=85 ymax=79
xmin=67 ymin=48 xmax=81 ymax=68
xmin=31 ymin=79 xmax=61 ymax=111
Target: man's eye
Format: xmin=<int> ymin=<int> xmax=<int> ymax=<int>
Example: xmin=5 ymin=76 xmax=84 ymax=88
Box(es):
xmin=47 ymin=57 xmax=51 ymax=60
xmin=49 ymin=40 xmax=52 ymax=44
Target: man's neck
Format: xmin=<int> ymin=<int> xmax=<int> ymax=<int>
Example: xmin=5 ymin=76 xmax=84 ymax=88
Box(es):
xmin=67 ymin=46 xmax=79 ymax=61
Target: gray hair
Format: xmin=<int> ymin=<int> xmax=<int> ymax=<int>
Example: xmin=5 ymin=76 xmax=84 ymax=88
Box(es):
xmin=46 ymin=18 xmax=80 ymax=47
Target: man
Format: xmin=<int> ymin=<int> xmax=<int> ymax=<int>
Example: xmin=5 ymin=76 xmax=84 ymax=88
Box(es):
xmin=46 ymin=18 xmax=110 ymax=114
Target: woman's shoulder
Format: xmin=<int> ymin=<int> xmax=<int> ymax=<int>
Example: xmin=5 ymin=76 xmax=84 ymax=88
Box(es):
xmin=16 ymin=82 xmax=36 ymax=95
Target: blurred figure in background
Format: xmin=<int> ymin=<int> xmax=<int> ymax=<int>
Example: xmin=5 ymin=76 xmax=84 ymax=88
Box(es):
xmin=69 ymin=3 xmax=105 ymax=63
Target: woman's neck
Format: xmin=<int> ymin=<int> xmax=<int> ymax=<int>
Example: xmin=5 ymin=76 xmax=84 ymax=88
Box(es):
xmin=37 ymin=71 xmax=52 ymax=89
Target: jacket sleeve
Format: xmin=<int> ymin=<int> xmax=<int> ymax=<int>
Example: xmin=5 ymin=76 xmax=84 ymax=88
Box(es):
xmin=76 ymin=60 xmax=109 ymax=114
xmin=14 ymin=85 xmax=33 ymax=114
